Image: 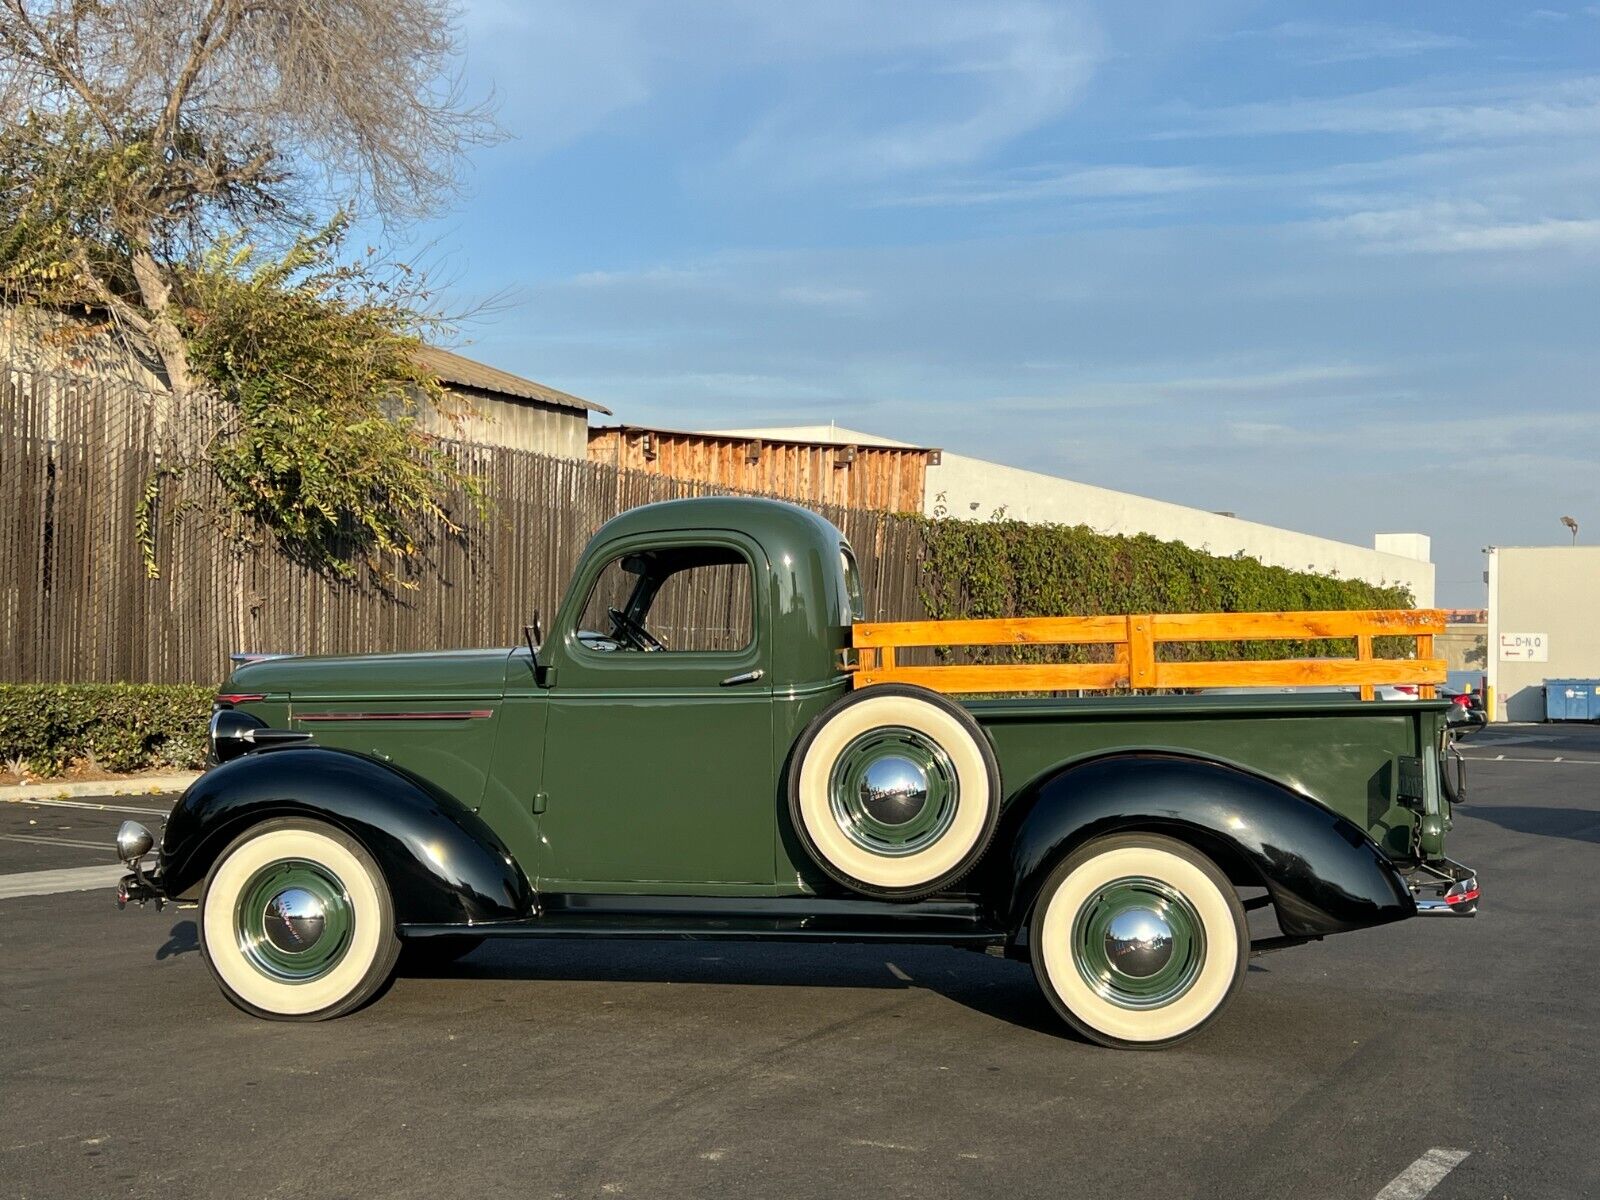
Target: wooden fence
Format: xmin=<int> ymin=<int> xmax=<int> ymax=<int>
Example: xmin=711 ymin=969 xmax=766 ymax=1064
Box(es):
xmin=0 ymin=364 xmax=926 ymax=685
xmin=852 ymin=610 xmax=1446 ymax=697
xmin=1 ymin=361 xmax=1433 ymax=692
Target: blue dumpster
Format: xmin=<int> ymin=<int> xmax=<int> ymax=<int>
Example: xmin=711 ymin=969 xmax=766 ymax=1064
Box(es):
xmin=1544 ymin=679 xmax=1600 ymax=721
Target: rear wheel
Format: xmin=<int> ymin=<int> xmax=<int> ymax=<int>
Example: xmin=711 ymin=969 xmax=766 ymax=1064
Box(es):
xmin=200 ymin=818 xmax=400 ymax=1020
xmin=1029 ymin=833 xmax=1247 ymax=1049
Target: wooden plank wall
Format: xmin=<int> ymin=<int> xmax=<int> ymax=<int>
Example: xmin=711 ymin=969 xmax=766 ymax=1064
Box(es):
xmin=0 ymin=365 xmax=932 ymax=685
xmin=588 ymin=427 xmax=929 ymax=513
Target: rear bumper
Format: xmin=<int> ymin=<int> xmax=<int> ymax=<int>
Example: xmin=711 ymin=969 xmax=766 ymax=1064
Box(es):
xmin=1409 ymin=857 xmax=1479 ymax=918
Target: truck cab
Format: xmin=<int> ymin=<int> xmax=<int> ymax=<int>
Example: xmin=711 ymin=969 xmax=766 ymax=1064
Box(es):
xmin=492 ymin=498 xmax=859 ymax=892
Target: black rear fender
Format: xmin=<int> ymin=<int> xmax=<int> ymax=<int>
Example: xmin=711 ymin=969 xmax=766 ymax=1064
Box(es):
xmin=994 ymin=753 xmax=1415 ymax=938
xmin=159 ymin=746 xmax=535 ymax=925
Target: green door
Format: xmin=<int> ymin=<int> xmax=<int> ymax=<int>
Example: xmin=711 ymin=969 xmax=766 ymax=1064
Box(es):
xmin=536 ymin=532 xmax=776 ymax=890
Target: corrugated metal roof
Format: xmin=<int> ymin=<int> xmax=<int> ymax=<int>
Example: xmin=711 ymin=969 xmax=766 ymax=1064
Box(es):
xmin=416 ymin=346 xmax=612 ymax=415
xmin=591 ymin=423 xmax=938 ymax=455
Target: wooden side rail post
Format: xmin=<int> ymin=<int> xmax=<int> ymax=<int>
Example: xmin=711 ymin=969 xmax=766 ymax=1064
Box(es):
xmin=850 ymin=609 xmax=1447 ymax=697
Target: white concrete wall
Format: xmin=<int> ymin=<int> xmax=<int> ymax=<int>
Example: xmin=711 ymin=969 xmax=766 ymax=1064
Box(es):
xmin=706 ymin=424 xmax=1435 ymax=605
xmin=1487 ymin=546 xmax=1600 ymax=722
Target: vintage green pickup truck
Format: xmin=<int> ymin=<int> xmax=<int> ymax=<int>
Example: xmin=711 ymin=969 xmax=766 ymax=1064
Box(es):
xmin=115 ymin=497 xmax=1477 ymax=1048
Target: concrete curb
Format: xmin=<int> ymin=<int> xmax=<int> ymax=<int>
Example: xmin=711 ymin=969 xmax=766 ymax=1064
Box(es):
xmin=0 ymin=773 xmax=200 ymax=803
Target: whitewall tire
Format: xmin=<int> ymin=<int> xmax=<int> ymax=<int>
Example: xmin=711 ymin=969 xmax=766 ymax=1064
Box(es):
xmin=200 ymin=818 xmax=401 ymax=1020
xmin=788 ymin=684 xmax=1002 ymax=899
xmin=1030 ymin=834 xmax=1247 ymax=1048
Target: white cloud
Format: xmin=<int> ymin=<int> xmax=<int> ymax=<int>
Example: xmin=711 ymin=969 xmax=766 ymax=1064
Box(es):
xmin=723 ymin=3 xmax=1103 ymax=183
xmin=1161 ymin=75 xmax=1600 ymax=142
xmin=778 ymin=285 xmax=871 ymax=308
xmin=881 ymin=163 xmax=1222 ymax=208
xmin=1313 ymin=202 xmax=1600 ymax=253
xmin=462 ymin=0 xmax=1104 ymax=185
xmin=1232 ymin=20 xmax=1471 ymax=64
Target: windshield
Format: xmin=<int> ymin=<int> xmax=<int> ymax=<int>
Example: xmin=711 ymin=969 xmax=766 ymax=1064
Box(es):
xmin=840 ymin=545 xmax=866 ymax=622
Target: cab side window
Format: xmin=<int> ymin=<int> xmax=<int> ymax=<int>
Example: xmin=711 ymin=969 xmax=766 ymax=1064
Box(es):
xmin=576 ymin=545 xmax=754 ymax=654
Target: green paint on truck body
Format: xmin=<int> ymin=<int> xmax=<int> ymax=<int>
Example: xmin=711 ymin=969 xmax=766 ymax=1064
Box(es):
xmin=225 ymin=497 xmax=1453 ymax=899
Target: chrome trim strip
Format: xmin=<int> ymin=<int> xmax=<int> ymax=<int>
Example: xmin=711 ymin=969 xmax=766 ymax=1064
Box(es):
xmin=294 ymin=709 xmax=495 ymax=722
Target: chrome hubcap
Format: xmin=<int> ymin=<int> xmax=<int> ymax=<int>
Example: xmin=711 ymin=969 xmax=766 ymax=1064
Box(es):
xmin=828 ymin=727 xmax=959 ymax=857
xmin=858 ymin=756 xmax=930 ymax=827
xmin=235 ymin=859 xmax=354 ymax=983
xmin=1071 ymin=875 xmax=1206 ymax=1010
xmin=1103 ymin=906 xmax=1174 ymax=978
xmin=262 ymin=887 xmax=328 ymax=954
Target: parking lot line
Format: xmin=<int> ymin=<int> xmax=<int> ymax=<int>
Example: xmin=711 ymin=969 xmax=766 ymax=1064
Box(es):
xmin=2 ymin=796 xmax=172 ymax=815
xmin=1374 ymin=1148 xmax=1469 ymax=1199
xmin=0 ymin=833 xmax=114 ymax=851
xmin=1458 ymin=754 xmax=1600 ymax=765
xmin=0 ymin=864 xmax=126 ymax=900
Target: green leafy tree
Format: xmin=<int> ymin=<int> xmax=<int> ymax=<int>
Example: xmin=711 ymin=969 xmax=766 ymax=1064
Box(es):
xmin=177 ymin=221 xmax=486 ymax=583
xmin=0 ymin=0 xmax=498 ymax=578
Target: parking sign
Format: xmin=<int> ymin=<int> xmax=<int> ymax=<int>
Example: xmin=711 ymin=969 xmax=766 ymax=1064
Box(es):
xmin=1499 ymin=632 xmax=1549 ymax=661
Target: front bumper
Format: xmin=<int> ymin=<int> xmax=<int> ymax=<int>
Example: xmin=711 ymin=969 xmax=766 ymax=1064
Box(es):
xmin=116 ymin=869 xmax=166 ymax=909
xmin=1409 ymin=857 xmax=1479 ymax=917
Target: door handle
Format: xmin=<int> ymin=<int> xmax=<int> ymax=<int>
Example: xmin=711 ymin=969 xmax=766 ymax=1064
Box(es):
xmin=720 ymin=669 xmax=765 ymax=687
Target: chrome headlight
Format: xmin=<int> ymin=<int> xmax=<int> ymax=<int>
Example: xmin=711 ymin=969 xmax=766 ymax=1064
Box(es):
xmin=209 ymin=707 xmax=268 ymax=765
xmin=116 ymin=820 xmax=154 ymax=865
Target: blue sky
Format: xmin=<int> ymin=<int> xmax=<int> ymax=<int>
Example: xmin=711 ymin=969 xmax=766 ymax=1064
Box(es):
xmin=403 ymin=1 xmax=1599 ymax=606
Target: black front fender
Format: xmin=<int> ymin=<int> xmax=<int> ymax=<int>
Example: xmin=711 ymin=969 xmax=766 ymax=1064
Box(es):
xmin=995 ymin=753 xmax=1416 ymax=937
xmin=159 ymin=746 xmax=535 ymax=925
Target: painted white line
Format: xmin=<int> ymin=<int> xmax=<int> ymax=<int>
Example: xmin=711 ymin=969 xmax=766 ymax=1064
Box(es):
xmin=0 ymin=864 xmax=126 ymax=900
xmin=2 ymin=796 xmax=171 ymax=815
xmin=1458 ymin=754 xmax=1600 ymax=766
xmin=0 ymin=833 xmax=114 ymax=850
xmin=1375 ymin=1148 xmax=1470 ymax=1200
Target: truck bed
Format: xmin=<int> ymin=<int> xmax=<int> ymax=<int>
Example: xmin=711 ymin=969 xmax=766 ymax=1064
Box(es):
xmin=966 ymin=692 xmax=1449 ymax=863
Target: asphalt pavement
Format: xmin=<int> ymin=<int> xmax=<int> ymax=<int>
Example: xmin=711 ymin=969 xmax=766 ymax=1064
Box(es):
xmin=2 ymin=723 xmax=1596 ymax=1199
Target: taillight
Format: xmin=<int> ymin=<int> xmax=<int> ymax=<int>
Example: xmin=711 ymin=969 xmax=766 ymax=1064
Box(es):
xmin=1394 ymin=685 xmax=1418 ymax=696
xmin=1451 ymin=694 xmax=1470 ymax=707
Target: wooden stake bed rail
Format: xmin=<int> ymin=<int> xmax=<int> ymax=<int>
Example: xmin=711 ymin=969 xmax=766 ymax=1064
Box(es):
xmin=850 ymin=609 xmax=1447 ymax=700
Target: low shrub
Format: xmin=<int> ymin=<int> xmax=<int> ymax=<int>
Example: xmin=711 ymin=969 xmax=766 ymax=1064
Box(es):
xmin=0 ymin=684 xmax=213 ymax=776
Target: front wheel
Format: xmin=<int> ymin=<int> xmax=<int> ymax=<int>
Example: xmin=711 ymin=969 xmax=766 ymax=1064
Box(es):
xmin=199 ymin=818 xmax=401 ymax=1020
xmin=1029 ymin=833 xmax=1247 ymax=1049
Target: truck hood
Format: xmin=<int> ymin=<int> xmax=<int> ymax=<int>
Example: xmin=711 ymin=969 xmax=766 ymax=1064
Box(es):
xmin=225 ymin=648 xmax=514 ymax=700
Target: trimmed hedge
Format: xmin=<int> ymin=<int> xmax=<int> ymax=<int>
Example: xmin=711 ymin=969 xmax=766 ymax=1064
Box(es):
xmin=0 ymin=684 xmax=213 ymax=776
xmin=915 ymin=516 xmax=1417 ymax=663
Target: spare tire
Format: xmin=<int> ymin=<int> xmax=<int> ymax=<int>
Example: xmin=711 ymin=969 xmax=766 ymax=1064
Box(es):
xmin=787 ymin=684 xmax=1002 ymax=899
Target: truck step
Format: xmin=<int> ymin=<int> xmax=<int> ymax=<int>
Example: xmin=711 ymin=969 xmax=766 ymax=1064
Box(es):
xmin=402 ymin=894 xmax=1006 ymax=947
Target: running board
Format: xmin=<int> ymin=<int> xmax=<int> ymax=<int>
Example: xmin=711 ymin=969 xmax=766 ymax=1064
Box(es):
xmin=401 ymin=894 xmax=1005 ymax=947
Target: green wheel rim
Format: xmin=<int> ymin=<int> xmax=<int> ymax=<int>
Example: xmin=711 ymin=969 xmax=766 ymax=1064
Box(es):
xmin=1070 ymin=875 xmax=1206 ymax=1010
xmin=827 ymin=725 xmax=959 ymax=857
xmin=235 ymin=859 xmax=354 ymax=983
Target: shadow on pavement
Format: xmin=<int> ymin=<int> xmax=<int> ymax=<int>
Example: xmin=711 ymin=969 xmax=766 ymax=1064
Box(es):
xmin=157 ymin=919 xmax=199 ymax=959
xmin=1464 ymin=805 xmax=1600 ymax=844
xmin=403 ymin=939 xmax=1070 ymax=1037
